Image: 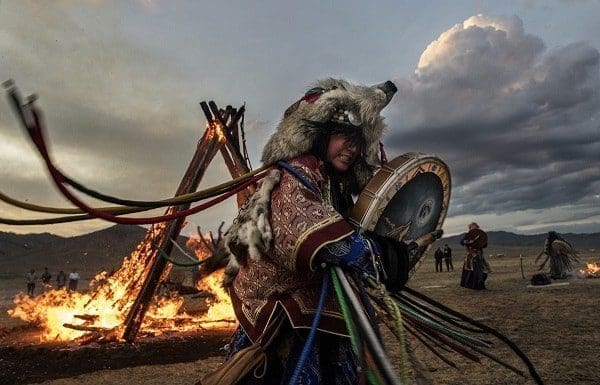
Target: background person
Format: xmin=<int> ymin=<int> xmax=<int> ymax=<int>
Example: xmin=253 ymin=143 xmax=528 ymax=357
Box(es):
xmin=443 ymin=244 xmax=453 ymax=271
xmin=536 ymin=231 xmax=578 ymax=279
xmin=41 ymin=267 xmax=52 ymax=285
xmin=68 ymin=269 xmax=80 ymax=291
xmin=26 ymin=269 xmax=36 ymax=297
xmin=56 ymin=270 xmax=67 ymax=289
xmin=460 ymin=222 xmax=488 ymax=290
xmin=434 ymin=246 xmax=444 ymax=272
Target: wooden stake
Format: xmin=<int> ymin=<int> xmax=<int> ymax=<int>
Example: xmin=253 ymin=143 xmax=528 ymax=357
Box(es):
xmin=203 ymin=101 xmax=254 ymax=206
xmin=121 ymin=122 xmax=224 ymax=342
xmin=122 ymin=100 xmax=254 ymax=342
xmin=520 ymin=254 xmax=525 ymax=279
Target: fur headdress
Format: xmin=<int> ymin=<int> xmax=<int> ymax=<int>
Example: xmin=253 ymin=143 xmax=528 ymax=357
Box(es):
xmin=261 ymin=78 xmax=397 ymax=189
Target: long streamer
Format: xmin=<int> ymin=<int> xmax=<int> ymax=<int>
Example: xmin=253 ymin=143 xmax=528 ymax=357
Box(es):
xmin=334 ymin=266 xmax=402 ymax=385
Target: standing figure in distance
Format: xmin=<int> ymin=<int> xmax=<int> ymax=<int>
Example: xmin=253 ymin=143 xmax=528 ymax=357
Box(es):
xmin=68 ymin=269 xmax=80 ymax=291
xmin=443 ymin=243 xmax=453 ymax=272
xmin=460 ymin=222 xmax=488 ymax=290
xmin=434 ymin=246 xmax=444 ymax=273
xmin=41 ymin=267 xmax=52 ymax=286
xmin=26 ymin=269 xmax=36 ymax=297
xmin=56 ymin=270 xmax=67 ymax=289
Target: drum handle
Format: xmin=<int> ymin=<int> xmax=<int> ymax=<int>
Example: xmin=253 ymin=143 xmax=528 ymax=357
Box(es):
xmin=407 ymin=230 xmax=444 ymax=251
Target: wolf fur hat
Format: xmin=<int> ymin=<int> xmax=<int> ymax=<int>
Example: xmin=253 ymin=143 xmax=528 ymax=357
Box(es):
xmin=261 ymin=78 xmax=397 ymax=190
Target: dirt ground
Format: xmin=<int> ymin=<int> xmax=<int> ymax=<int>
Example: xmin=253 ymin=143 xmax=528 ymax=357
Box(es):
xmin=404 ymin=251 xmax=600 ymax=385
xmin=2 ymin=252 xmax=599 ymax=385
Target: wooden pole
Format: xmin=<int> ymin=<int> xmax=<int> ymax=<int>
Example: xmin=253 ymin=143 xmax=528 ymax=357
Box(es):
xmin=520 ymin=254 xmax=525 ymax=279
xmin=122 ymin=100 xmax=254 ymax=342
xmin=203 ymin=101 xmax=254 ymax=206
xmin=121 ymin=122 xmax=224 ymax=342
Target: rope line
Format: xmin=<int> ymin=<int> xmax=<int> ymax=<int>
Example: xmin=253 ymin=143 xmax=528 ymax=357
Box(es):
xmin=399 ymin=288 xmax=545 ymax=385
xmin=0 ymin=173 xmax=266 ymax=226
xmin=334 ymin=266 xmax=402 ymax=385
xmin=157 ymin=246 xmax=204 ymax=267
xmin=0 ymin=167 xmax=267 ymax=215
xmin=169 ymin=239 xmax=202 ymax=263
xmin=288 ymin=272 xmax=329 ymax=385
xmin=331 ymin=269 xmax=381 ymax=385
xmin=3 ymin=83 xmax=269 ymax=225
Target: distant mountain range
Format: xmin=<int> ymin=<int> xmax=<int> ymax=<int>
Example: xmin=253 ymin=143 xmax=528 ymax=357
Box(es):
xmin=0 ymin=225 xmax=190 ymax=278
xmin=1 ymin=226 xmax=598 ymax=277
xmin=440 ymin=230 xmax=600 ymax=255
xmin=443 ymin=230 xmax=600 ymax=248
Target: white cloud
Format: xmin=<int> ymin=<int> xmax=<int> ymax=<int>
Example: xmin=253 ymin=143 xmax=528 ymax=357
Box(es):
xmin=386 ymin=14 xmax=600 ymax=233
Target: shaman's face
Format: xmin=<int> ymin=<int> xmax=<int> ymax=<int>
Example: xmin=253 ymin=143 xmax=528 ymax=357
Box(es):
xmin=326 ymin=133 xmax=360 ymax=172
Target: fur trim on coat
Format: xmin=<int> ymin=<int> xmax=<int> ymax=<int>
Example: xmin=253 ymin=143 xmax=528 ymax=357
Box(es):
xmin=222 ymin=169 xmax=281 ymax=285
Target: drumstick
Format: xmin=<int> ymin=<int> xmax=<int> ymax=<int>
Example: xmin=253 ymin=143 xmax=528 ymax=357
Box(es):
xmin=407 ymin=230 xmax=444 ymax=251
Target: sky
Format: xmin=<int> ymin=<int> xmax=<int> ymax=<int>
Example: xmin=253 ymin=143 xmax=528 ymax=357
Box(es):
xmin=0 ymin=0 xmax=599 ymax=238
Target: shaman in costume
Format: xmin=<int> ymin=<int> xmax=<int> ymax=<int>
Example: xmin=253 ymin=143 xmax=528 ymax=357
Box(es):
xmin=536 ymin=231 xmax=578 ymax=279
xmin=202 ymin=79 xmax=406 ymax=385
xmin=460 ymin=222 xmax=489 ymax=290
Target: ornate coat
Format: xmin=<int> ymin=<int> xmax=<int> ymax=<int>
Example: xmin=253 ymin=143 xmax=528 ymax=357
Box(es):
xmin=461 ymin=228 xmax=489 ymax=272
xmin=229 ymin=155 xmax=354 ymax=342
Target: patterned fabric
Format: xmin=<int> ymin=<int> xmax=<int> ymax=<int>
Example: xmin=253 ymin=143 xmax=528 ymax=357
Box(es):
xmin=319 ymin=232 xmax=377 ymax=276
xmin=229 ymin=155 xmax=354 ymax=341
xmin=226 ymin=322 xmax=359 ymax=385
xmin=223 ymin=154 xmax=392 ymax=384
xmin=460 ymin=229 xmax=489 ymax=289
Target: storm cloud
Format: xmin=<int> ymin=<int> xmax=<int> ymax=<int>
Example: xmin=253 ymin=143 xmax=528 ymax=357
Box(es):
xmin=1 ymin=4 xmax=599 ymax=237
xmin=0 ymin=3 xmax=248 ymax=235
xmin=386 ymin=15 xmax=600 ymax=230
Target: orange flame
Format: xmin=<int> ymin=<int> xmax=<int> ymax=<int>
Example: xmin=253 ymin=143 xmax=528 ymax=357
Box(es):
xmin=204 ymin=122 xmax=225 ymax=143
xmin=213 ymin=121 xmax=227 ymax=143
xmin=580 ymin=262 xmax=600 ymax=278
xmin=8 ymin=225 xmax=235 ymax=342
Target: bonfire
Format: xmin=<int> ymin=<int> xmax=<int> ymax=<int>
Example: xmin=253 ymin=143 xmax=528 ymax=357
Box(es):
xmin=2 ymin=88 xmax=253 ymax=344
xmin=8 ymin=226 xmax=235 ymax=343
xmin=580 ymin=261 xmax=600 ymax=278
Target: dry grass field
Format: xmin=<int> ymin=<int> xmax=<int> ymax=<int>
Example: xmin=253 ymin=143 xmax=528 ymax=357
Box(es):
xmin=1 ymin=252 xmax=598 ymax=385
xmin=406 ymin=251 xmax=600 ymax=385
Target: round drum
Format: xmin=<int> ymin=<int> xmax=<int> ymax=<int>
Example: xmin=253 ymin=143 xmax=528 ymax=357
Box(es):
xmin=349 ymin=153 xmax=451 ymax=273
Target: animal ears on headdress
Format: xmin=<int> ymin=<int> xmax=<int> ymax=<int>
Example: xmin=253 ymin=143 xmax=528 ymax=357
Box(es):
xmin=284 ymin=87 xmax=362 ymax=127
xmin=262 ymin=78 xmax=397 ymax=189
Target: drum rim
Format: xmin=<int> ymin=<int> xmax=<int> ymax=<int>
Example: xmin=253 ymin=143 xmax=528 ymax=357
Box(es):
xmin=350 ymin=152 xmax=452 ymax=241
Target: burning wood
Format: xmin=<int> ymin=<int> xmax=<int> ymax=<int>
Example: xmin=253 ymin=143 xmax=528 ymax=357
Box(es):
xmin=8 ymin=239 xmax=236 ymax=343
xmin=580 ymin=262 xmax=600 ymax=278
xmin=63 ymin=324 xmax=114 ymax=332
xmin=9 ymin=231 xmax=234 ymax=345
xmin=6 ymin=98 xmax=251 ymax=344
xmin=73 ymin=314 xmax=99 ymax=321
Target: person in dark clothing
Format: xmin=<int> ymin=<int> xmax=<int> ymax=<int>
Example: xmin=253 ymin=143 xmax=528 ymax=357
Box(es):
xmin=443 ymin=244 xmax=453 ymax=271
xmin=56 ymin=270 xmax=67 ymax=289
xmin=41 ymin=267 xmax=52 ymax=285
xmin=460 ymin=223 xmax=488 ymax=290
xmin=434 ymin=247 xmax=444 ymax=272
